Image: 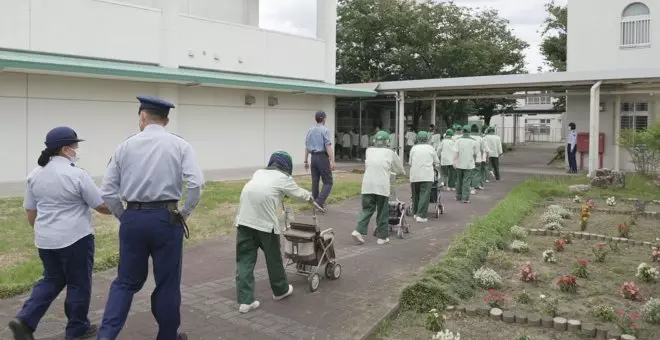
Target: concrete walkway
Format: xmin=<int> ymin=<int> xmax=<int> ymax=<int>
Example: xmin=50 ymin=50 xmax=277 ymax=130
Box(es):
xmin=0 ymin=145 xmax=560 ymax=340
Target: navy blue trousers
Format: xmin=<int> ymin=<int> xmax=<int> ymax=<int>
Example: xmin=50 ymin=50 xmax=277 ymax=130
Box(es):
xmin=17 ymin=234 xmax=94 ymax=338
xmin=311 ymin=152 xmax=333 ymax=207
xmin=98 ymin=209 xmax=184 ymax=340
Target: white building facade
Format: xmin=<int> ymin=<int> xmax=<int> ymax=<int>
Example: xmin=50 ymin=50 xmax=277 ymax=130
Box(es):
xmin=566 ymin=0 xmax=660 ymax=171
xmin=0 ymin=0 xmax=372 ymax=189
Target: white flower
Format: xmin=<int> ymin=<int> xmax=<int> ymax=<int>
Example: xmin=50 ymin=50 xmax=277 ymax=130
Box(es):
xmin=510 ymin=240 xmax=530 ymax=253
xmin=636 ymin=262 xmax=660 ymax=282
xmin=573 ymin=195 xmax=581 ymax=203
xmin=547 ymin=205 xmax=571 ymax=219
xmin=432 ymin=330 xmax=460 ymax=340
xmin=473 ymin=267 xmax=502 ymax=289
xmin=540 ymin=294 xmax=546 ymax=299
xmin=510 ymin=225 xmax=528 ymax=240
xmin=606 ymin=197 xmax=616 ymax=206
xmin=542 ymin=249 xmax=557 ymax=263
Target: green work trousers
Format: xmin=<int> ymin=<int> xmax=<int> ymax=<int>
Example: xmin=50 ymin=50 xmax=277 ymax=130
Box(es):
xmin=455 ymin=168 xmax=472 ymax=202
xmin=447 ymin=165 xmax=457 ymax=189
xmin=489 ymin=157 xmax=501 ymax=180
xmin=411 ymin=181 xmax=433 ymax=218
xmin=440 ymin=165 xmax=452 ymax=188
xmin=470 ymin=164 xmax=482 ymax=189
xmin=479 ymin=162 xmax=487 ymax=185
xmin=355 ymin=194 xmax=390 ymax=239
xmin=236 ymin=225 xmax=289 ymax=305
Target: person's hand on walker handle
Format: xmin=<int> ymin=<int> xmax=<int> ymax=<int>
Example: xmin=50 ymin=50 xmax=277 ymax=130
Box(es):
xmin=308 ymin=197 xmax=326 ymax=214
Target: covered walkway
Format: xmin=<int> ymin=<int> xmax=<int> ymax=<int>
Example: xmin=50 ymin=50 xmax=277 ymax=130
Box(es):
xmin=340 ymin=68 xmax=660 ymax=175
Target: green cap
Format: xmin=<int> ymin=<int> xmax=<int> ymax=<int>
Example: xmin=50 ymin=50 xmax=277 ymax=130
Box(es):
xmin=445 ymin=129 xmax=454 ymax=136
xmin=452 ymin=124 xmax=461 ymax=130
xmin=416 ymin=131 xmax=429 ymax=143
xmin=462 ymin=125 xmax=471 ymax=132
xmin=374 ymin=130 xmax=389 ymax=140
xmin=487 ymin=126 xmax=495 ymax=133
xmin=455 ymin=125 xmax=463 ymax=131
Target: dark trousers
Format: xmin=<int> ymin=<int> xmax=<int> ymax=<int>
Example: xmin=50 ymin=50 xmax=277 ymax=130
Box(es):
xmin=411 ymin=182 xmax=433 ymax=218
xmin=98 ymin=209 xmax=184 ymax=340
xmin=343 ymin=147 xmax=352 ymax=160
xmin=311 ymin=152 xmax=333 ymax=207
xmin=235 ymin=226 xmax=289 ymax=305
xmin=17 ymin=234 xmax=94 ymax=338
xmin=355 ymin=194 xmax=390 ymax=239
xmin=489 ymin=157 xmax=501 ymax=180
xmin=567 ymin=144 xmax=577 ymax=172
xmin=455 ymin=168 xmax=472 ymax=201
xmin=352 ymin=145 xmax=359 ymax=159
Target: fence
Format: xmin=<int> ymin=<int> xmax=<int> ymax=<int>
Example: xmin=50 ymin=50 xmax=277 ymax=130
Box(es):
xmin=497 ymin=127 xmax=564 ymax=145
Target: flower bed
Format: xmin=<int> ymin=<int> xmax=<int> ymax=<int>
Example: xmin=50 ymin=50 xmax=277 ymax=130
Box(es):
xmin=522 ymin=205 xmax=658 ymax=242
xmin=469 ymin=232 xmax=660 ymax=338
xmin=544 ymin=197 xmax=659 ymax=214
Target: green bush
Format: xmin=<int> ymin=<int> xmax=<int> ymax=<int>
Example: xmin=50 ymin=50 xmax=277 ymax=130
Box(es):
xmin=399 ymin=178 xmax=540 ymax=312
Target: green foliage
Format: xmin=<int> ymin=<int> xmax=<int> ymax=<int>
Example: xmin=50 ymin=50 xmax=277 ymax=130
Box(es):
xmin=617 ymin=123 xmax=660 ymax=174
xmin=336 ymin=0 xmax=528 ymax=125
xmin=425 ymin=308 xmax=445 ymax=332
xmin=591 ymin=305 xmax=617 ymax=322
xmin=399 ymin=178 xmax=541 ymax=312
xmin=515 ymin=291 xmax=532 ymax=305
xmin=539 ymin=1 xmax=567 ymax=111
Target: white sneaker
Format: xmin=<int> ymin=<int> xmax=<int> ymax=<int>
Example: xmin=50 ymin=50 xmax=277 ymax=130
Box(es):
xmin=351 ymin=230 xmax=365 ymax=244
xmin=415 ymin=217 xmax=428 ymax=223
xmin=377 ymin=238 xmax=390 ymax=245
xmin=470 ymin=189 xmax=476 ymax=195
xmin=273 ymin=284 xmax=293 ymax=300
xmin=413 ymin=215 xmax=418 ymax=220
xmin=239 ymin=301 xmax=260 ymax=313
xmin=477 ymin=186 xmax=484 ymax=190
xmin=486 ymin=180 xmax=490 ymax=183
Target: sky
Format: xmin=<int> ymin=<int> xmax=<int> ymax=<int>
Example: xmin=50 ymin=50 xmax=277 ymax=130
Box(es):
xmin=259 ymin=0 xmax=568 ymax=74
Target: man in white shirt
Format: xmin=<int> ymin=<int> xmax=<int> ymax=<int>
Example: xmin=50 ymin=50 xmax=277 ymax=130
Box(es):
xmin=351 ymin=129 xmax=360 ymax=160
xmin=483 ymin=126 xmax=503 ymax=180
xmin=360 ymin=131 xmax=369 ymax=161
xmin=404 ymin=125 xmax=417 ymax=162
xmin=351 ymin=131 xmax=405 ymax=245
xmin=409 ymin=131 xmax=440 ymax=222
xmin=389 ymin=128 xmax=397 ymax=151
xmin=438 ymin=129 xmax=456 ymax=190
xmin=341 ymin=130 xmax=352 ymax=160
xmin=567 ymin=122 xmax=578 ymax=173
xmin=430 ymin=124 xmax=442 ymax=151
xmin=469 ymin=124 xmax=490 ymax=192
xmin=452 ymin=125 xmax=479 ymax=203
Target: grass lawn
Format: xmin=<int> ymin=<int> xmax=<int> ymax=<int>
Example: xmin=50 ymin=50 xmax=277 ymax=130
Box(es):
xmin=373 ymin=173 xmax=660 ymax=340
xmin=0 ymin=172 xmax=369 ymax=298
xmin=521 ymin=206 xmax=658 ymax=241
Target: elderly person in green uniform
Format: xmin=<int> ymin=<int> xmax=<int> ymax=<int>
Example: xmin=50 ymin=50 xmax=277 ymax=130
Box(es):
xmin=469 ymin=124 xmax=490 ymax=192
xmin=483 ymin=126 xmax=503 ymax=181
xmin=351 ymin=131 xmax=405 ymax=245
xmin=451 ymin=124 xmax=463 ymax=141
xmin=234 ymin=151 xmax=321 ymax=314
xmin=452 ymin=125 xmax=479 ymax=203
xmin=438 ymin=129 xmax=456 ymax=190
xmin=409 ymin=131 xmax=440 ymax=223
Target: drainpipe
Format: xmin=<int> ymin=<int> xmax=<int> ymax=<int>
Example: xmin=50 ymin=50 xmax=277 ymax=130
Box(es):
xmin=588 ymin=81 xmax=603 ymax=176
xmin=398 ymin=91 xmax=406 ymax=161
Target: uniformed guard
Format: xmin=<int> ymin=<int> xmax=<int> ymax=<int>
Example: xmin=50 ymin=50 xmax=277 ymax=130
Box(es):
xmin=483 ymin=126 xmax=503 ymax=181
xmin=97 ymin=96 xmax=204 ymax=340
xmin=234 ymin=151 xmax=322 ymax=314
xmin=351 ymin=131 xmax=406 ymax=245
xmin=404 ymin=125 xmax=417 ymax=163
xmin=567 ymin=122 xmax=578 ymax=173
xmin=469 ymin=124 xmax=490 ymax=192
xmin=452 ymin=125 xmax=479 ymax=203
xmin=9 ymin=127 xmax=111 ymax=340
xmin=438 ymin=129 xmax=456 ymax=191
xmin=304 ymin=111 xmax=335 ymax=208
xmin=408 ymin=131 xmax=440 ymax=223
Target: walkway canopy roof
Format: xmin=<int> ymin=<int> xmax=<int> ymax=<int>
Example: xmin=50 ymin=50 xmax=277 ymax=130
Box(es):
xmin=339 ymin=68 xmax=660 ymax=98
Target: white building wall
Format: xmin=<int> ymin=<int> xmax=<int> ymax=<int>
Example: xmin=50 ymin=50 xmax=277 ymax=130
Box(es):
xmin=0 ymin=0 xmax=329 ymax=81
xmin=567 ymin=0 xmax=660 ymax=71
xmin=0 ymin=72 xmax=334 ymax=185
xmin=565 ymin=93 xmax=659 ymax=171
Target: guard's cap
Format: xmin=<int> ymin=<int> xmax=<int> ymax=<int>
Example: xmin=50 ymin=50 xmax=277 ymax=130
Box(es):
xmin=137 ymin=96 xmax=175 ymax=117
xmin=45 ymin=126 xmax=84 ymax=149
xmin=315 ymin=111 xmax=327 ymax=122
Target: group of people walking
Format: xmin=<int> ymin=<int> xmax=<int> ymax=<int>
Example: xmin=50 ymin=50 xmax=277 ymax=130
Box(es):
xmin=8 ymin=100 xmax=505 ymax=340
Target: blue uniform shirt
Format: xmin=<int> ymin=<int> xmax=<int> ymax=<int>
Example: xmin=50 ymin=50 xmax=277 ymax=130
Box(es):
xmin=101 ymin=124 xmax=204 ymax=218
xmin=305 ymin=124 xmax=332 ymax=153
xmin=24 ymin=156 xmax=104 ymax=249
xmin=567 ymin=130 xmax=577 ymax=148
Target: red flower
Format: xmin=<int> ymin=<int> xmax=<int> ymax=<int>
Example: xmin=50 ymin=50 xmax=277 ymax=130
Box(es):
xmin=630 ymin=322 xmax=638 ymax=329
xmin=595 ymin=243 xmax=606 ymax=249
xmin=616 ymin=311 xmax=624 ymax=316
xmin=631 ymin=313 xmax=641 ymax=319
xmin=577 ymin=260 xmax=589 ymax=265
xmin=488 ymin=289 xmax=496 ymax=293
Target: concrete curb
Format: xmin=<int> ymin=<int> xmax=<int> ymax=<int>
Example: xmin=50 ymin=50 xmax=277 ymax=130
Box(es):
xmin=360 ymin=302 xmax=401 ymax=340
xmin=527 ymin=228 xmax=655 ymax=248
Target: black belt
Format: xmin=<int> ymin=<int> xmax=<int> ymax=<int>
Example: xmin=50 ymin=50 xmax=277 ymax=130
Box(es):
xmin=311 ymin=151 xmax=328 ymax=155
xmin=126 ymin=200 xmax=178 ymax=210
xmin=125 ymin=200 xmax=189 ymax=239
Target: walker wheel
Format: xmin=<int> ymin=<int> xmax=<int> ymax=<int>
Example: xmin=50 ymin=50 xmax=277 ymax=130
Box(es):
xmin=397 ymin=227 xmax=404 ymax=239
xmin=436 ymin=207 xmax=441 ymax=219
xmin=325 ymin=262 xmax=341 ymax=280
xmin=308 ymin=273 xmax=321 ymax=292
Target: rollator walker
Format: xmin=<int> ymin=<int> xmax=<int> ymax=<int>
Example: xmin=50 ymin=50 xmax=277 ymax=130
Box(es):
xmin=281 ymin=203 xmax=341 ymax=292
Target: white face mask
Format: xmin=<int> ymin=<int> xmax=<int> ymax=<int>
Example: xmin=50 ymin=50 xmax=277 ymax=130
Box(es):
xmin=66 ymin=147 xmax=80 ymax=164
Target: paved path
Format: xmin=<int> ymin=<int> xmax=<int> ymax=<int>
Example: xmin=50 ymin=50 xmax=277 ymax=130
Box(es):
xmin=0 ymin=145 xmax=559 ymax=340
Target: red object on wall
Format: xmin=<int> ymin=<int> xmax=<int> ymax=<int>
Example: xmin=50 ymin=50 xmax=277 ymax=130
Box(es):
xmin=576 ymin=132 xmax=605 ymax=169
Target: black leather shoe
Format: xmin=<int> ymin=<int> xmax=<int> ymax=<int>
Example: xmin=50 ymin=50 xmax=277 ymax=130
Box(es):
xmin=178 ymin=333 xmax=188 ymax=340
xmin=65 ymin=324 xmax=98 ymax=340
xmin=8 ymin=318 xmax=35 ymax=340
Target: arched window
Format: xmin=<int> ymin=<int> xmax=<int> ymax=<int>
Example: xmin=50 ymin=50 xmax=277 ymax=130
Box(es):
xmin=621 ymin=3 xmax=651 ymax=47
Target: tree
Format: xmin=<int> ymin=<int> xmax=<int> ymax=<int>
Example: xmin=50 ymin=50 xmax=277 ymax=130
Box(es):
xmin=539 ymin=1 xmax=567 ymax=111
xmin=336 ymin=0 xmax=529 ymax=125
